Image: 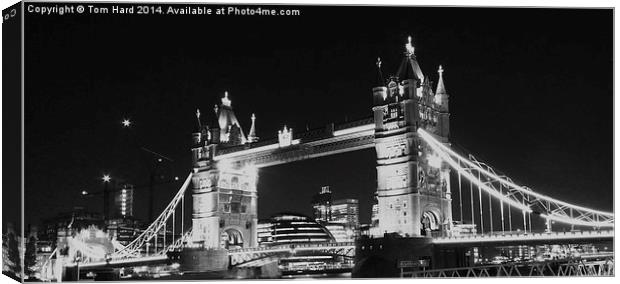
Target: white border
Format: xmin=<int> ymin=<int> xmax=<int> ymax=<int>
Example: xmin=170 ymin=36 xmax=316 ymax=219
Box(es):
xmin=0 ymin=1 xmax=617 ymax=284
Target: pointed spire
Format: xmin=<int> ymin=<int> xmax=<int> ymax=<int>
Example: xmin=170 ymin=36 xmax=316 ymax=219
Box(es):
xmin=248 ymin=113 xmax=258 ymax=143
xmin=375 ymin=57 xmax=385 ymax=87
xmin=397 ymin=35 xmax=424 ymax=82
xmin=405 ymin=35 xmax=415 ymax=57
xmin=436 ymin=65 xmax=447 ymax=95
xmin=221 ymin=91 xmax=232 ymax=107
xmin=196 ymin=108 xmax=202 ymax=128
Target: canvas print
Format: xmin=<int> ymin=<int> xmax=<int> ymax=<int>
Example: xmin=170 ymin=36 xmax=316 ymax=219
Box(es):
xmin=1 ymin=1 xmax=614 ymax=281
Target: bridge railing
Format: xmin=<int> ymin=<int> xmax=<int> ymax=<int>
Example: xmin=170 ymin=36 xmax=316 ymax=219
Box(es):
xmin=434 ymin=230 xmax=614 ymax=243
xmin=402 ymin=258 xmax=614 ymax=277
xmin=227 ymin=242 xmax=356 ymax=254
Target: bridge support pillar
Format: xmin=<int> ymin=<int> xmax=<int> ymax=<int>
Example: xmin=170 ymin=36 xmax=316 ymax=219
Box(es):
xmin=190 ymin=159 xmax=258 ymax=250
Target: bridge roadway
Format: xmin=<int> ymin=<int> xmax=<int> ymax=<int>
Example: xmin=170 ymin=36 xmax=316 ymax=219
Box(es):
xmin=227 ymin=241 xmax=357 ymax=255
xmin=66 ymin=242 xmax=357 ymax=270
xmin=70 ymin=231 xmax=611 ymax=270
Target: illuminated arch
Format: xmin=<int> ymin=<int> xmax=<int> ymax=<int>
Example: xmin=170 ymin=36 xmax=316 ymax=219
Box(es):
xmin=222 ymin=228 xmax=244 ymax=249
xmin=422 ymin=211 xmax=440 ymax=232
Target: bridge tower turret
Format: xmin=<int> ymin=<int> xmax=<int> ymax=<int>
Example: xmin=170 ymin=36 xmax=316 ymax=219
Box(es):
xmin=190 ymin=93 xmax=258 ymax=250
xmin=434 ymin=65 xmax=450 ymax=138
xmin=372 ymin=37 xmax=452 ymax=238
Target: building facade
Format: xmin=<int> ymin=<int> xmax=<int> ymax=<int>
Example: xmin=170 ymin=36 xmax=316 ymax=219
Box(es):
xmin=190 ymin=93 xmax=259 ymax=249
xmin=311 ymin=186 xmax=333 ymax=223
xmin=372 ymin=38 xmax=452 ymax=237
xmin=113 ymin=184 xmax=134 ymax=218
xmin=330 ymin=199 xmax=359 ymax=227
xmin=256 ymin=213 xmax=334 ymax=247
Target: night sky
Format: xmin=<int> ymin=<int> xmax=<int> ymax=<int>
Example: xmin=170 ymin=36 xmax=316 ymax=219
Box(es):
xmin=22 ymin=5 xmax=612 ymax=231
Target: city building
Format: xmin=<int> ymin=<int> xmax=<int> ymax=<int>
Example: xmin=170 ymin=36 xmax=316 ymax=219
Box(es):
xmin=2 ymin=223 xmax=19 ymax=276
xmin=256 ymin=213 xmax=353 ymax=274
xmin=114 ymin=184 xmax=134 ymax=218
xmin=311 ymin=186 xmax=332 ymax=223
xmin=105 ymin=217 xmax=145 ymax=246
xmin=256 ymin=222 xmax=273 ymax=245
xmin=311 ymin=187 xmax=359 ymax=228
xmin=323 ymin=223 xmax=355 ymax=242
xmin=38 ymin=207 xmax=105 ymax=250
xmin=257 ymin=213 xmax=334 ymax=247
xmin=330 ymin=199 xmax=359 ymax=227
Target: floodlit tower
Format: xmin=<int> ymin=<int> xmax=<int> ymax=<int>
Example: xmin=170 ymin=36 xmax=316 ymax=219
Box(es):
xmin=190 ymin=92 xmax=258 ymax=249
xmin=372 ymin=36 xmax=452 ymax=237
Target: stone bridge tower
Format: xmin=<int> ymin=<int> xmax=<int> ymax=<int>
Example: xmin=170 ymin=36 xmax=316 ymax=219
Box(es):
xmin=190 ymin=93 xmax=258 ymax=249
xmin=372 ymin=37 xmax=452 ymax=237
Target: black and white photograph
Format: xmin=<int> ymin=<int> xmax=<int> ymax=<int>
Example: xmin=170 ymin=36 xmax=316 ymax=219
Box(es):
xmin=1 ymin=0 xmax=615 ymax=282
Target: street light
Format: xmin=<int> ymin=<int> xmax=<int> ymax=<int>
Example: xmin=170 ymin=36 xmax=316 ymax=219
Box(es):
xmin=102 ymin=174 xmax=111 ymax=183
xmin=122 ymin=119 xmax=131 ymax=127
xmin=81 ymin=190 xmax=88 ymax=196
xmin=102 ymin=174 xmax=111 ymax=220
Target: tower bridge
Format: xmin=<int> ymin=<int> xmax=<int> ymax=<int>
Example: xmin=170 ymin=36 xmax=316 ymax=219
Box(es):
xmin=43 ymin=37 xmax=613 ymax=280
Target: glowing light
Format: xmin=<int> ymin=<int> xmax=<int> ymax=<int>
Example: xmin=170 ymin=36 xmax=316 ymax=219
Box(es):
xmin=433 ymin=230 xmax=614 ymax=244
xmin=121 ymin=119 xmax=131 ymax=127
xmin=417 ymin=129 xmax=532 ymax=212
xmin=102 ymin=175 xmax=111 ymax=182
xmin=434 ymin=94 xmax=442 ymax=105
xmin=405 ymin=35 xmax=415 ymax=55
xmin=242 ymin=163 xmax=258 ymax=178
xmin=217 ymin=160 xmax=234 ymax=173
xmin=221 ymin=91 xmax=232 ymax=107
xmin=419 ymin=128 xmax=614 ymax=229
xmin=333 ymin=124 xmax=375 ymax=137
xmin=278 ymin=125 xmax=293 ymax=147
xmin=418 ymin=128 xmax=613 ymax=218
xmin=540 ymin=214 xmax=614 ymax=228
xmin=174 ymin=176 xmax=179 ymax=181
xmin=81 ymin=190 xmax=88 ymax=195
xmin=214 ymin=142 xmax=280 ymax=161
xmin=427 ymin=153 xmax=442 ymax=168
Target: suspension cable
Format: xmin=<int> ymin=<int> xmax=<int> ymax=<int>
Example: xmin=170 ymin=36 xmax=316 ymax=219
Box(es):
xmin=420 ymin=129 xmax=612 ymax=217
xmin=522 ymin=198 xmax=527 ymax=234
xmin=489 ymin=190 xmax=493 ymax=234
xmin=458 ymin=161 xmax=464 ymax=223
xmin=417 ymin=129 xmax=613 ymax=229
xmin=500 ymin=183 xmax=505 ymax=234
xmin=172 ymin=210 xmax=176 ymax=243
xmin=478 ymin=171 xmax=484 ymax=234
xmin=470 ymin=179 xmax=475 ymax=228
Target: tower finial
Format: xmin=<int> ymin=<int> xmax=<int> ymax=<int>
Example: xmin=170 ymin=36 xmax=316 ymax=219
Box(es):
xmin=405 ymin=35 xmax=415 ymax=56
xmin=221 ymin=91 xmax=232 ymax=107
xmin=248 ymin=113 xmax=258 ymax=143
xmin=435 ymin=64 xmax=447 ymax=96
xmin=196 ymin=109 xmax=202 ymax=128
xmin=376 ymin=57 xmax=382 ymax=68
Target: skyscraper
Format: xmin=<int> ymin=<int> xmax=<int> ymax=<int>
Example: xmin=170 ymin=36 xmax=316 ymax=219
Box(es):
xmin=311 ymin=186 xmax=359 ymax=231
xmin=330 ymin=199 xmax=359 ymax=227
xmin=311 ymin=186 xmax=333 ymax=223
xmin=114 ymin=184 xmax=134 ymax=218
